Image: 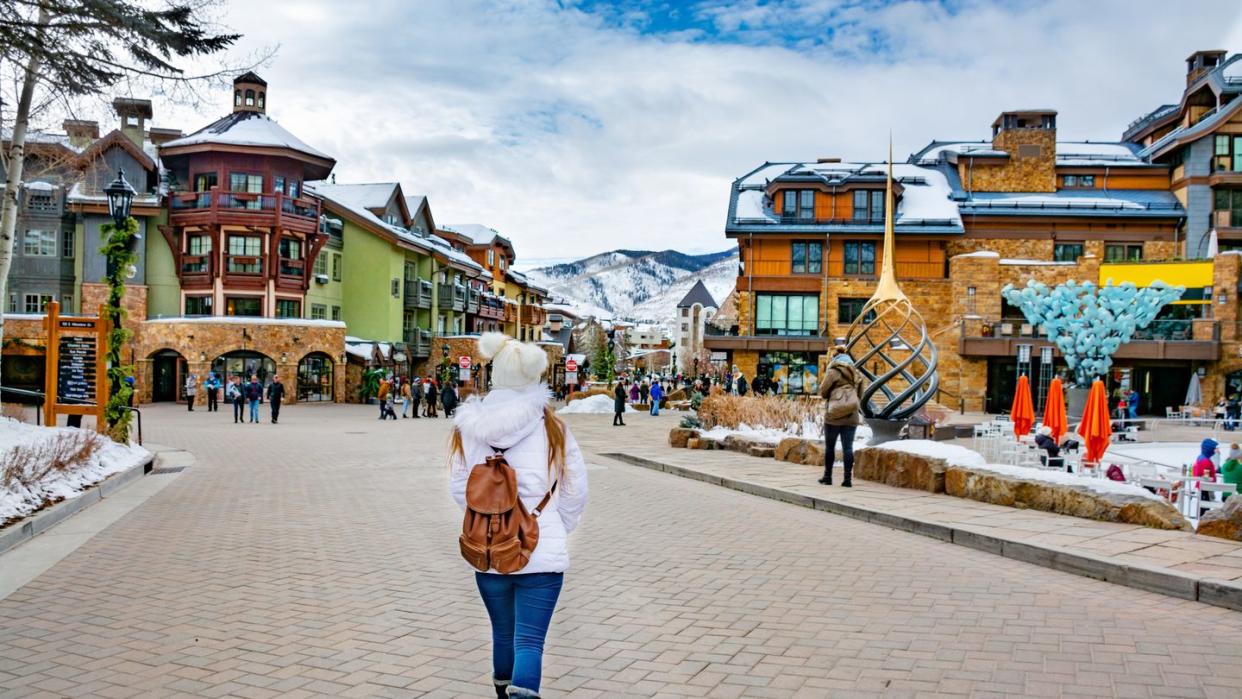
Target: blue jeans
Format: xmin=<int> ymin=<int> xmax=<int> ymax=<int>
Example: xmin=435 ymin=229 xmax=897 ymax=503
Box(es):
xmin=475 ymin=572 xmax=563 ymax=694
xmin=650 ymin=399 xmax=660 ymax=416
xmin=249 ymin=399 xmax=260 ymax=422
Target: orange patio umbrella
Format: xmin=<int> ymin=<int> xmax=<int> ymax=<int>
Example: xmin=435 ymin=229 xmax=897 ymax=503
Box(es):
xmin=1010 ymin=374 xmax=1035 ymax=439
xmin=1076 ymin=379 xmax=1113 ymax=464
xmin=1043 ymin=377 xmax=1068 ymax=442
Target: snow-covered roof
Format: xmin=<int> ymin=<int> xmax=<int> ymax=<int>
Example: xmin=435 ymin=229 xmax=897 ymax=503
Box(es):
xmin=913 ymin=140 xmax=1147 ymax=167
xmin=310 ymin=182 xmax=398 ymax=212
xmin=1140 ymin=97 xmax=1242 ymax=160
xmin=25 ymin=181 xmax=56 ymax=191
xmin=960 ymin=189 xmax=1183 ymax=217
xmin=162 ymin=111 xmax=332 ymax=161
xmin=442 ymin=223 xmax=505 ymax=245
xmin=306 ymin=181 xmax=453 ymax=259
xmin=146 ymin=316 xmax=346 ymax=328
xmin=425 ymin=232 xmax=485 ymax=273
xmin=66 ymin=181 xmax=160 ymax=208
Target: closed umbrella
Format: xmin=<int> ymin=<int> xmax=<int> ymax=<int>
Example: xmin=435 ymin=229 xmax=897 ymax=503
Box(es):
xmin=1043 ymin=377 xmax=1068 ymax=442
xmin=1076 ymin=379 xmax=1113 ymax=464
xmin=1011 ymin=375 xmax=1035 ymax=439
xmin=1185 ymin=372 xmax=1202 ymax=409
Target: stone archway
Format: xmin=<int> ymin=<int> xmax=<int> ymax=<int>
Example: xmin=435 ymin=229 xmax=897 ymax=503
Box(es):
xmin=146 ymin=348 xmax=187 ymax=403
xmin=296 ymin=352 xmax=335 ymax=402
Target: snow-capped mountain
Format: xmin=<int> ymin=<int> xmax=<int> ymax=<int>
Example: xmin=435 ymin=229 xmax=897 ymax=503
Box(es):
xmin=525 ymin=248 xmax=737 ymax=329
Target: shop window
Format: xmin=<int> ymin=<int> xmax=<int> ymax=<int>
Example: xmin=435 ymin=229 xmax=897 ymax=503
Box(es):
xmin=791 ymin=241 xmax=823 ymax=274
xmin=843 ymin=241 xmax=876 ymax=275
xmin=275 ymin=299 xmax=301 ymax=318
xmin=1053 ymin=243 xmax=1084 ymax=262
xmin=1104 ymin=244 xmax=1143 ymax=262
xmin=226 ymin=297 xmax=263 ymax=317
xmin=755 ymin=294 xmax=819 ymax=336
xmin=184 ymin=296 xmax=213 ymax=316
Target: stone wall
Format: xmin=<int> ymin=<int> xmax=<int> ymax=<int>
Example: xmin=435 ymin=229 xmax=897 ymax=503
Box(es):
xmin=80 ymin=282 xmax=147 ymax=323
xmin=963 ymin=127 xmax=1057 ymax=193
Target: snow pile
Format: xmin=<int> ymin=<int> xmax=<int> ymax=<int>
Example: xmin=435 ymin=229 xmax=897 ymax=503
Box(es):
xmin=702 ymin=422 xmax=872 ymax=445
xmin=0 ymin=418 xmax=151 ymax=525
xmin=557 ymin=394 xmax=635 ymax=415
xmin=870 ymin=439 xmax=1162 ymax=502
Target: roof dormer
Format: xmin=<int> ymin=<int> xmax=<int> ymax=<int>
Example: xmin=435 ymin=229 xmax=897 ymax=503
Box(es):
xmin=1186 ymin=50 xmax=1227 ymax=86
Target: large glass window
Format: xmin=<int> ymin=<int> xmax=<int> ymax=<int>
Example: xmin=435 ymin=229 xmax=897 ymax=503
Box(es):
xmin=837 ymin=297 xmax=875 ymax=324
xmin=1053 ymin=243 xmax=1084 ymax=262
xmin=1104 ymin=244 xmax=1143 ymax=262
xmin=229 ymin=172 xmax=263 ymax=210
xmin=781 ymin=190 xmax=815 ymax=219
xmin=755 ymin=294 xmax=819 ymax=336
xmin=193 ymin=172 xmax=217 ymax=192
xmin=226 ymin=297 xmax=263 ymax=316
xmin=791 ymin=241 xmax=823 ymax=274
xmin=1214 ymin=135 xmax=1242 ymax=172
xmin=227 ymin=235 xmax=262 ymax=274
xmin=23 ymin=229 xmax=56 ymax=256
xmin=184 ymin=296 xmax=212 ymax=316
xmin=843 ymin=241 xmax=876 ymax=275
xmin=275 ymin=299 xmax=301 ymax=318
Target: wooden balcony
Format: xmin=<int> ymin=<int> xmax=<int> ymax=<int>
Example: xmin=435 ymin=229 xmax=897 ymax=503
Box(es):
xmin=521 ymin=306 xmax=547 ymax=326
xmin=180 ymin=254 xmax=215 ymax=291
xmin=477 ymin=295 xmax=505 ymax=320
xmin=404 ymin=279 xmax=433 ymax=309
xmin=168 ymin=188 xmax=320 ymax=235
xmin=503 ymin=303 xmax=518 ymax=323
xmin=223 ymin=255 xmax=266 ymax=290
xmin=437 ymin=283 xmax=467 ymax=312
xmin=466 ymin=290 xmax=481 ymax=315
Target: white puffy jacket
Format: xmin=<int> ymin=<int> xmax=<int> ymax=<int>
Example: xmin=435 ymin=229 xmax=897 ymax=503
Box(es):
xmin=450 ymin=384 xmax=589 ymax=574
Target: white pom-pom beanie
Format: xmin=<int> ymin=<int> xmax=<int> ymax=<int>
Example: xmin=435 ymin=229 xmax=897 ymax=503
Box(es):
xmin=478 ymin=332 xmax=547 ymax=389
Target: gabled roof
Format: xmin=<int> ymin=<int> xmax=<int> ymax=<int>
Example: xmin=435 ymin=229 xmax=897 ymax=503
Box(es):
xmin=76 ymin=129 xmax=157 ymax=175
xmin=307 ymin=181 xmax=437 ymax=258
xmin=1139 ymin=97 xmax=1242 ymax=161
xmin=311 ymin=182 xmax=408 ymax=223
xmin=234 ymin=71 xmax=267 ymax=86
xmin=677 ymin=280 xmax=718 ymax=309
xmin=404 ymin=195 xmax=436 ymax=233
xmin=442 ymin=223 xmax=516 ymax=257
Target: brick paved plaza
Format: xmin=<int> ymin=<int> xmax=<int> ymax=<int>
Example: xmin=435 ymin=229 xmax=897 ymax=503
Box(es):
xmin=2 ymin=402 xmax=1242 ymax=698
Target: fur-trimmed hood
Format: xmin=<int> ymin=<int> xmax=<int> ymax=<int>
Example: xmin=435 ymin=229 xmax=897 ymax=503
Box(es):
xmin=453 ymin=383 xmax=550 ymax=450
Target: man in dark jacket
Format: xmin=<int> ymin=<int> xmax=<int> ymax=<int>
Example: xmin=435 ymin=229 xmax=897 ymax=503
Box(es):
xmin=1034 ymin=426 xmax=1064 ymax=471
xmin=613 ymin=380 xmax=627 ymax=426
xmin=425 ymin=380 xmax=439 ymax=418
xmin=409 ymin=377 xmax=423 ymax=419
xmin=244 ymin=376 xmax=263 ymax=424
xmin=441 ymin=381 xmax=459 ymax=417
xmin=736 ymin=372 xmax=749 ymax=396
xmin=267 ymin=375 xmax=286 ymax=424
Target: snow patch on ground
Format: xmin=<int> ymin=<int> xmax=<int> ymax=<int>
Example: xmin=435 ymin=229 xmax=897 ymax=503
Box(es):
xmin=557 ymin=394 xmax=636 ymax=414
xmin=0 ymin=419 xmax=151 ymax=525
xmin=871 ymin=439 xmax=1163 ymax=502
xmin=701 ymin=422 xmax=872 ymax=445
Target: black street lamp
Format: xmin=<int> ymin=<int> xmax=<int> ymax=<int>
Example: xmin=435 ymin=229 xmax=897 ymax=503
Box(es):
xmin=100 ymin=170 xmax=141 ymax=440
xmin=104 ymin=170 xmax=136 ymax=226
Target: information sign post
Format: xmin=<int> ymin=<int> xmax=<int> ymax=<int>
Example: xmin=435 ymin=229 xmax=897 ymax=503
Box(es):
xmin=42 ymin=302 xmax=110 ymax=431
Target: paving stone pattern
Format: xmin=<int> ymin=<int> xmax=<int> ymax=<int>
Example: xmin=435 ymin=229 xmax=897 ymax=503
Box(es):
xmin=0 ymin=403 xmax=1240 ymax=698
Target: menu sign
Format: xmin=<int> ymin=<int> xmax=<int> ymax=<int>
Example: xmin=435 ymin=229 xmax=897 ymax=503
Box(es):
xmin=57 ymin=336 xmax=97 ymax=403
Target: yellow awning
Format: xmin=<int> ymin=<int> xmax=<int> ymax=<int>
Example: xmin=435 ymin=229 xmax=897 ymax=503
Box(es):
xmin=1099 ymin=261 xmax=1213 ymax=305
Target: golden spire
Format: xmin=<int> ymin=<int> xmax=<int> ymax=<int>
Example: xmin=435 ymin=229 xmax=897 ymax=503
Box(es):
xmin=872 ymin=136 xmax=906 ymax=302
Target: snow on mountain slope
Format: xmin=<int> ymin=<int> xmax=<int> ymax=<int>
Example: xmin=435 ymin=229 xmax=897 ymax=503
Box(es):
xmin=526 ymin=249 xmax=737 ymax=329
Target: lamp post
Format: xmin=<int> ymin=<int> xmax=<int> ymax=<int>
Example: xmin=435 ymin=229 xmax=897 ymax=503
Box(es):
xmin=101 ymin=171 xmax=139 ymax=440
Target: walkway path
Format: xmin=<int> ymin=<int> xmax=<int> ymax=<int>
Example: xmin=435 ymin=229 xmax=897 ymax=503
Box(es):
xmin=0 ymin=403 xmax=1239 ymax=697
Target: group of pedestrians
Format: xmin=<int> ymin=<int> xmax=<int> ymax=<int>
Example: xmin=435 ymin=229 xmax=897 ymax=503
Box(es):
xmin=184 ymin=371 xmax=284 ymax=424
xmin=376 ymin=376 xmax=459 ymax=420
xmin=610 ymin=376 xmax=665 ymax=426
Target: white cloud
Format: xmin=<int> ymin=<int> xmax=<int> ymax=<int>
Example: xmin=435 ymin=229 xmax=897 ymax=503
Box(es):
xmin=115 ymin=1 xmax=1242 ymax=259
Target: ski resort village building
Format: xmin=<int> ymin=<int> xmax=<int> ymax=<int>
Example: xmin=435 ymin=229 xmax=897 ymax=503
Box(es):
xmin=1 ymin=73 xmax=556 ymax=405
xmin=708 ymin=50 xmax=1242 ymax=415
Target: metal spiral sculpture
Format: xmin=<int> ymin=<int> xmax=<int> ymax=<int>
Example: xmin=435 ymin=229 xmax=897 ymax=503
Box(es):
xmin=843 ymin=143 xmax=939 ymax=421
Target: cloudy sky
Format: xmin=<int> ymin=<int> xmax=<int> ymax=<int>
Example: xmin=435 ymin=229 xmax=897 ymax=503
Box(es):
xmin=142 ymin=0 xmax=1242 ymax=260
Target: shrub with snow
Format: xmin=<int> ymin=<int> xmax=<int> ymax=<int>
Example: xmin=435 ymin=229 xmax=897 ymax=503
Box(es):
xmin=1 ymin=418 xmax=150 ymax=526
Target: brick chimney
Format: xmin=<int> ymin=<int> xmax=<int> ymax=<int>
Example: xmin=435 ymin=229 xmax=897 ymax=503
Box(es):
xmin=232 ymin=72 xmax=268 ymax=114
xmin=979 ymin=110 xmax=1058 ymax=193
xmin=62 ymin=119 xmax=99 ymax=149
xmin=1186 ymin=50 xmax=1227 ymax=86
xmin=112 ymin=97 xmax=153 ymax=147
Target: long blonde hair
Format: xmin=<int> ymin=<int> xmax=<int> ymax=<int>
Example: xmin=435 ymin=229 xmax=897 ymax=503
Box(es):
xmin=450 ymin=405 xmax=567 ymax=479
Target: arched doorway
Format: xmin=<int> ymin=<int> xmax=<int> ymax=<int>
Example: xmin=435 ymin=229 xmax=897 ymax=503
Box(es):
xmin=149 ymin=349 xmax=187 ymax=402
xmin=212 ymin=350 xmax=276 ymax=388
xmin=297 ymin=352 xmax=334 ymax=402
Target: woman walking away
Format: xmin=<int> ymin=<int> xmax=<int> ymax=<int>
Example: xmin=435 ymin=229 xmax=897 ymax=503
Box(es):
xmin=184 ymin=374 xmax=198 ymax=411
xmin=401 ymin=379 xmax=412 ymax=418
xmin=818 ymin=345 xmax=864 ymax=487
xmin=613 ymin=380 xmax=627 ymax=426
xmin=450 ymin=332 xmax=589 ymax=699
xmin=426 ymin=379 xmax=439 ymax=418
xmin=410 ymin=377 xmax=424 ymax=419
xmin=442 ymin=381 xmax=459 ymax=417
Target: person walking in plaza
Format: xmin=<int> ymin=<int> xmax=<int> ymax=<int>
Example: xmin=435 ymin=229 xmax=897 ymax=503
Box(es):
xmin=226 ymin=376 xmax=244 ymax=424
xmin=639 ymin=378 xmax=649 ymax=405
xmin=184 ymin=374 xmax=198 ymax=411
xmin=649 ymin=379 xmax=663 ymax=416
xmin=410 ymin=377 xmax=424 ymax=419
xmin=736 ymin=371 xmax=748 ymax=397
xmin=204 ymin=372 xmax=221 ymax=412
xmin=426 ymin=379 xmax=439 ymax=418
xmin=245 ymin=375 xmax=263 ymax=424
xmin=1194 ymin=438 xmax=1220 ymax=513
xmin=449 ymin=332 xmax=589 ymax=699
xmin=442 ymin=381 xmax=459 ymax=417
xmin=400 ymin=379 xmax=412 ymax=418
xmin=267 ymin=374 xmax=285 ymax=424
xmin=1128 ymin=388 xmax=1140 ymax=421
xmin=378 ymin=377 xmax=391 ymax=419
xmin=818 ymin=345 xmax=864 ymax=487
xmin=613 ymin=380 xmax=627 ymax=426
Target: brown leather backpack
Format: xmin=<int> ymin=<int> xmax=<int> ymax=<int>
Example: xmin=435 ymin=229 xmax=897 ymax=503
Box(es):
xmin=460 ymin=452 xmax=556 ymax=574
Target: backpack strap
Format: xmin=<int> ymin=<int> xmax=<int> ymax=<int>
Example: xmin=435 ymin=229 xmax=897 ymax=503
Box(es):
xmin=532 ymin=481 xmax=558 ymax=516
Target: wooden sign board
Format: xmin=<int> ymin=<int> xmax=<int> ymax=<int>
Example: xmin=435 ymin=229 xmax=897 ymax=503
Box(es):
xmin=42 ymin=301 xmax=110 ymax=431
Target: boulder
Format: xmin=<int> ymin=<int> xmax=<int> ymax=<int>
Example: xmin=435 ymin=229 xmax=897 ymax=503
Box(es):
xmin=748 ymin=445 xmax=776 ymax=458
xmin=775 ymin=437 xmax=825 ymax=466
xmin=855 ymin=448 xmax=947 ymax=493
xmin=686 ymin=438 xmax=700 ymax=450
xmin=668 ymin=428 xmax=697 ymax=449
xmin=1198 ymin=496 xmax=1242 ymax=541
xmin=944 ymin=466 xmax=1189 ymax=530
xmin=723 ymin=435 xmax=760 ymax=454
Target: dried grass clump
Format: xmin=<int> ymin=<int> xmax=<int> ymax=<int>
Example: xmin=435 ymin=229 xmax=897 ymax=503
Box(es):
xmin=1 ymin=431 xmax=101 ymax=494
xmin=567 ymin=388 xmax=611 ymax=403
xmin=698 ymin=394 xmax=823 ymax=436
